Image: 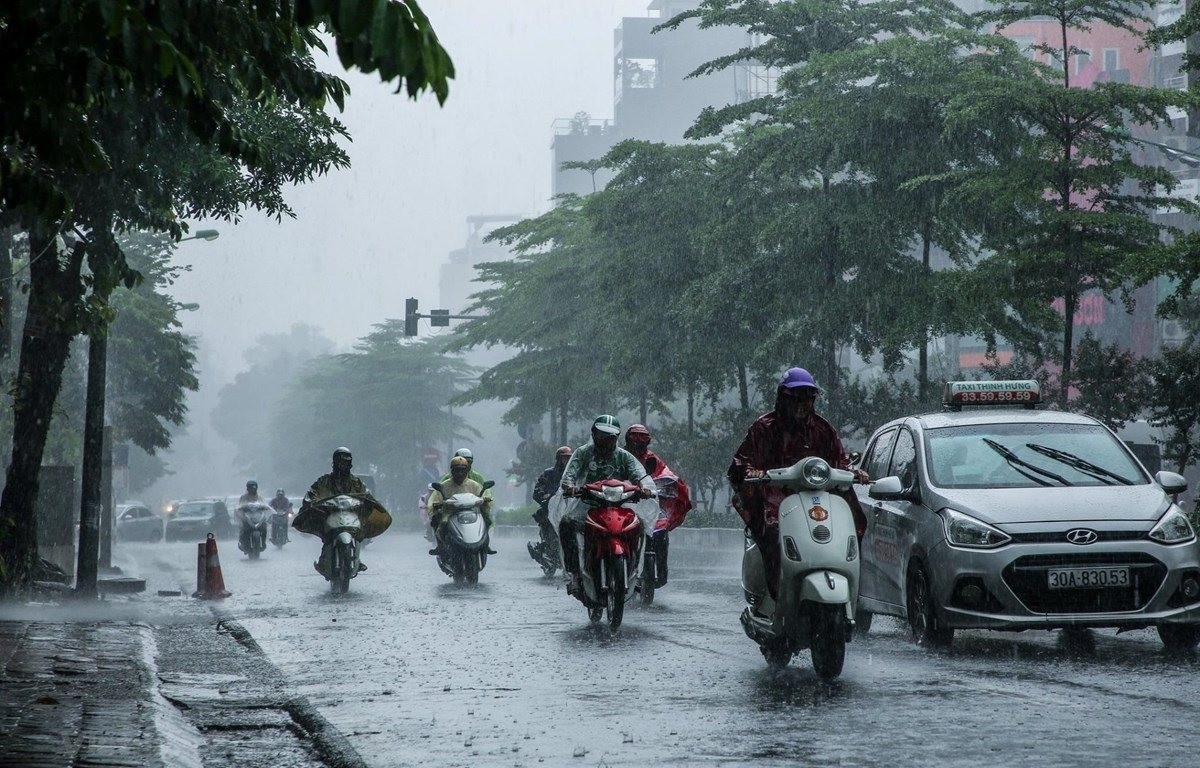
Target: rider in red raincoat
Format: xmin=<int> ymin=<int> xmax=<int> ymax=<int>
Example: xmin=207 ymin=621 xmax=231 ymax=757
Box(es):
xmin=728 ymin=368 xmax=868 ymax=599
xmin=624 ymin=424 xmax=694 ymax=586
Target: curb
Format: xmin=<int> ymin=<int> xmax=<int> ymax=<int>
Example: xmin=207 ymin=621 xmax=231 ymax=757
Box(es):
xmin=211 ymin=609 xmax=370 ymax=768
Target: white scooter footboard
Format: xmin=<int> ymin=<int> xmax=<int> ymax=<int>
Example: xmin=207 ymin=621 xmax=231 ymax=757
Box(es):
xmin=798 ymin=571 xmax=851 ymax=604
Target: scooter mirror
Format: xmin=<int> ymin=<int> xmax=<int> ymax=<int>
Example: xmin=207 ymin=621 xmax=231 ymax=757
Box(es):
xmin=482 ymin=480 xmax=496 ymax=491
xmin=430 ymin=482 xmax=444 ymax=494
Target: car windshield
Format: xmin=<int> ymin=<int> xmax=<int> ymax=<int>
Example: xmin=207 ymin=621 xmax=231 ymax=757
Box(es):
xmin=925 ymin=422 xmax=1148 ymax=489
xmin=174 ymin=503 xmax=212 ymax=518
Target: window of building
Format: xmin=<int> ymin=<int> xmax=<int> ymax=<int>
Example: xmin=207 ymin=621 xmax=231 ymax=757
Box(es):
xmin=1075 ymin=49 xmax=1091 ymax=74
xmin=1103 ymin=47 xmax=1120 ymax=72
xmin=626 ymin=58 xmax=659 ymax=89
xmin=1011 ymin=36 xmax=1036 ymax=60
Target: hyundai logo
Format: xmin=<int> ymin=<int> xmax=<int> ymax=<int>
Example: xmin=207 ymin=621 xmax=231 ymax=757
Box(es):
xmin=1065 ymin=528 xmax=1099 ymax=545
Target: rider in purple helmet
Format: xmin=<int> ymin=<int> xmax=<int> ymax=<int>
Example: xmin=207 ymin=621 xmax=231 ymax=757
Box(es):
xmin=728 ymin=367 xmax=869 ymax=600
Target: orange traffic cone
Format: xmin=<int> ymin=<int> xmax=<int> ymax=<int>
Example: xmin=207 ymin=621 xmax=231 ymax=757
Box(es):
xmin=198 ymin=533 xmax=232 ymax=599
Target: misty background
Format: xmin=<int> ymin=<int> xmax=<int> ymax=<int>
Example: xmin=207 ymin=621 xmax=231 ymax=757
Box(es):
xmin=148 ymin=1 xmax=658 ymax=506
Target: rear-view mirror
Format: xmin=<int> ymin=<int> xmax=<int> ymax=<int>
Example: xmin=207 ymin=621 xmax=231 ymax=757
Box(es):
xmin=869 ymin=476 xmax=906 ymax=501
xmin=430 ymin=482 xmax=444 ymax=494
xmin=1155 ymin=470 xmax=1188 ymax=495
xmin=482 ymin=480 xmax=496 ymax=491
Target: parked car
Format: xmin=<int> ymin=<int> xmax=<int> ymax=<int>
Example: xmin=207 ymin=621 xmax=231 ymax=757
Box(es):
xmin=854 ymin=379 xmax=1200 ymax=652
xmin=114 ymin=502 xmax=163 ymax=543
xmin=165 ymin=498 xmax=232 ymax=541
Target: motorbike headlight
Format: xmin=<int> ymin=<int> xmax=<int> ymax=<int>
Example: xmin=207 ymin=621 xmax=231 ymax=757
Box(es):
xmin=1150 ymin=506 xmax=1196 ymax=544
xmin=801 ymin=458 xmax=832 ymax=487
xmin=603 ymin=485 xmax=625 ymax=503
xmin=941 ymin=508 xmax=1011 ymax=549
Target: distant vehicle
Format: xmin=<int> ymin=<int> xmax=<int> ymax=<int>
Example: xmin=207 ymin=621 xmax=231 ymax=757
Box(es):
xmin=114 ymin=502 xmax=163 ymax=543
xmin=288 ymin=497 xmax=303 ymax=519
xmin=165 ymin=499 xmax=232 ymax=541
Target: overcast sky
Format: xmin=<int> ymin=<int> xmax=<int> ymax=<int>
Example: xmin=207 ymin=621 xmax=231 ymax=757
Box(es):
xmin=174 ymin=0 xmax=650 ymax=382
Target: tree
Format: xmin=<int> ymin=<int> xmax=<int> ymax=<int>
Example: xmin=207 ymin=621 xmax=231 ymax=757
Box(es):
xmin=951 ymin=1 xmax=1197 ymax=407
xmin=269 ymin=328 xmax=476 ymax=509
xmin=0 ymin=0 xmax=454 ymax=595
xmin=212 ymin=325 xmax=336 ymax=478
xmin=1146 ymin=342 xmax=1200 ymax=474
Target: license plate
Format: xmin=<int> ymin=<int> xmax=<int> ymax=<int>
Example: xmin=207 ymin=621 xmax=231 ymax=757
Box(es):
xmin=1047 ymin=567 xmax=1130 ymax=589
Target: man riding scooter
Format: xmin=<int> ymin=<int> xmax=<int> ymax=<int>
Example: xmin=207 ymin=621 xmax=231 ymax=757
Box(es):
xmin=298 ymin=447 xmax=378 ymax=577
xmin=429 ymin=456 xmax=496 ymax=556
xmin=728 ymin=367 xmax=869 ymax=600
xmin=559 ymin=415 xmax=656 ymax=595
xmin=527 ymin=446 xmax=573 ymax=570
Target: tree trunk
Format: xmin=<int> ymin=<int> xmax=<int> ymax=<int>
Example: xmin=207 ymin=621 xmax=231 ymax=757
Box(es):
xmin=736 ymin=362 xmax=749 ymax=412
xmin=559 ymin=399 xmax=568 ymax=446
xmin=918 ymin=218 xmax=933 ymax=401
xmin=639 ymin=386 xmax=647 ymax=425
xmin=1059 ymin=290 xmax=1078 ymax=409
xmin=686 ymin=378 xmax=695 ymax=437
xmin=0 ymin=226 xmax=13 ymax=359
xmin=0 ymin=231 xmax=86 ymax=597
xmin=76 ymin=330 xmax=108 ymax=599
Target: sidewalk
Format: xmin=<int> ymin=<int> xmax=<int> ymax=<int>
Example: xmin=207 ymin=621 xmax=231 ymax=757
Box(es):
xmin=0 ymin=552 xmax=367 ymax=768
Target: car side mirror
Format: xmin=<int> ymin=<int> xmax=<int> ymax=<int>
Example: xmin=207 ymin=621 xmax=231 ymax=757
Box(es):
xmin=481 ymin=480 xmax=496 ymax=491
xmin=849 ymin=451 xmax=862 ymax=465
xmin=869 ymin=476 xmax=906 ymax=501
xmin=1155 ymin=470 xmax=1187 ymax=495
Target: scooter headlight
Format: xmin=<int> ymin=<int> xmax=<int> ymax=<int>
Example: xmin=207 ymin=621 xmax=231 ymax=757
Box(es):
xmin=603 ymin=485 xmax=625 ymax=503
xmin=1150 ymin=505 xmax=1196 ymax=544
xmin=801 ymin=458 xmax=832 ymax=487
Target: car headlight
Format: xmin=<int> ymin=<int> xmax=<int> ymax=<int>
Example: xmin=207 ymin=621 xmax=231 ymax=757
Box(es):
xmin=941 ymin=508 xmax=1011 ymax=549
xmin=801 ymin=458 xmax=832 ymax=487
xmin=1149 ymin=506 xmax=1196 ymax=544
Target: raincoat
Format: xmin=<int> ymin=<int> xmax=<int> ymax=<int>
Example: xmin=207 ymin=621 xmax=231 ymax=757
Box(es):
xmin=292 ymin=472 xmax=391 ymax=538
xmin=728 ymin=398 xmax=863 ymax=532
xmin=428 ymin=476 xmax=492 ymax=528
xmin=639 ymin=450 xmax=694 ymax=533
xmin=552 ymin=443 xmax=658 ymax=530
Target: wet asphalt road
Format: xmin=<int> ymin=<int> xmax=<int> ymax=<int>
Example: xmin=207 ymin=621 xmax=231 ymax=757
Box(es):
xmin=137 ymin=529 xmax=1199 ymax=768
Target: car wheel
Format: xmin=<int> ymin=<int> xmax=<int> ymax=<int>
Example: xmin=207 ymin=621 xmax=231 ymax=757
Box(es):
xmin=906 ymin=559 xmax=953 ymax=649
xmin=1158 ymin=623 xmax=1200 ymax=652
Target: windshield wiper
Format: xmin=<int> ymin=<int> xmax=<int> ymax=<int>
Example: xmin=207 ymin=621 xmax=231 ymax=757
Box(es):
xmin=982 ymin=438 xmax=1072 ymax=487
xmin=1024 ymin=443 xmax=1134 ymax=486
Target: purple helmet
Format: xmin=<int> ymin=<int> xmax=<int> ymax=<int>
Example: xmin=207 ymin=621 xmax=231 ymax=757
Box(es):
xmin=780 ymin=367 xmax=820 ymax=391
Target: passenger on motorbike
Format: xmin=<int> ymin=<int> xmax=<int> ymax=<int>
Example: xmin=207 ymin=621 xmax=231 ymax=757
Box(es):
xmin=440 ymin=447 xmax=487 ymax=486
xmin=301 ymin=447 xmax=376 ymax=576
xmin=728 ymin=367 xmax=869 ymax=599
xmin=559 ymin=415 xmax=655 ymax=594
xmin=624 ymin=424 xmax=694 ymax=584
xmin=528 ymin=446 xmax=573 ymax=562
xmin=428 ymin=456 xmax=495 ymax=555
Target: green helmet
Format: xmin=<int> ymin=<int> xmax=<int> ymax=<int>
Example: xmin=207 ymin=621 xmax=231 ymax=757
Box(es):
xmin=592 ymin=414 xmax=621 ymax=435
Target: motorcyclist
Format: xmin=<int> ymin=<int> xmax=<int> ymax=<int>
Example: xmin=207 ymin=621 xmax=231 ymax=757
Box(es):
xmin=300 ymin=447 xmax=376 ymax=576
xmin=428 ymin=456 xmax=495 ymax=556
xmin=624 ymin=424 xmax=694 ymax=585
xmin=558 ymin=415 xmax=655 ymax=594
xmin=268 ymin=488 xmax=292 ymax=543
xmin=527 ymin=446 xmax=573 ymax=564
xmin=236 ymin=480 xmax=268 ymax=551
xmin=269 ymin=489 xmax=293 ymax=516
xmin=728 ymin=367 xmax=869 ymax=600
xmin=238 ymin=480 xmax=265 ymax=514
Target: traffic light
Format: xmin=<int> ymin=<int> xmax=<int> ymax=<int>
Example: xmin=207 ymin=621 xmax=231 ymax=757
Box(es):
xmin=404 ymin=298 xmax=418 ymax=336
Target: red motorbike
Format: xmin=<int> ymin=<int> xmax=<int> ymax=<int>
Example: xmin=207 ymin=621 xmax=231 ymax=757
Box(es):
xmin=564 ymin=479 xmax=647 ymax=631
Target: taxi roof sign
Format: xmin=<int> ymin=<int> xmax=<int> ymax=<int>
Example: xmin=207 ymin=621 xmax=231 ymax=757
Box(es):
xmin=944 ymin=380 xmax=1040 ymax=410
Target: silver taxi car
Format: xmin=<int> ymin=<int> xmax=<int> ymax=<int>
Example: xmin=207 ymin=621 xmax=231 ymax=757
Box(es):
xmin=854 ymin=380 xmax=1200 ymax=651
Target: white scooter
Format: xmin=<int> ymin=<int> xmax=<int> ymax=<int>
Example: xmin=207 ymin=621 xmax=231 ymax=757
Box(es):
xmin=740 ymin=457 xmax=860 ymax=679
xmin=431 ymin=480 xmax=495 ymax=586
